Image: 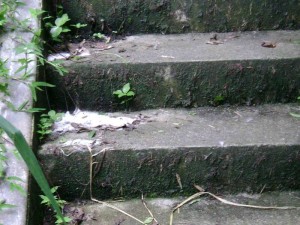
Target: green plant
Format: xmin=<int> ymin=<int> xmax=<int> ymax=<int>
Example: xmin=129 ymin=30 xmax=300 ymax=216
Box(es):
xmin=212 ymin=94 xmax=225 ymax=106
xmin=0 ymin=0 xmax=26 ymax=31
xmin=113 ymin=83 xmax=135 ymax=109
xmin=0 ymin=1 xmax=69 ymax=223
xmin=93 ymin=32 xmax=105 ymax=40
xmin=45 ymin=13 xmax=71 ymax=41
xmin=0 ymin=3 xmax=8 ymax=28
xmin=0 ymin=115 xmax=67 ymax=224
xmin=38 ymin=110 xmax=64 ymax=140
xmin=0 ymin=59 xmax=9 ymax=96
xmin=40 ymin=186 xmax=71 ymax=224
xmin=71 ymin=22 xmax=87 ymax=29
xmin=71 ymin=22 xmax=87 ymax=37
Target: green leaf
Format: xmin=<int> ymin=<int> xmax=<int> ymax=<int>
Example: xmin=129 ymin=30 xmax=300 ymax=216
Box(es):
xmin=9 ymin=182 xmax=26 ymax=195
xmin=122 ymin=83 xmax=130 ymax=94
xmin=290 ymin=112 xmax=300 ymax=118
xmin=4 ymin=100 xmax=16 ymax=111
xmin=93 ymin=33 xmax=105 ymax=39
xmin=113 ymin=90 xmax=126 ymax=98
xmin=17 ymin=101 xmax=29 ymax=111
xmin=0 ymin=203 xmax=16 ymax=211
xmin=54 ymin=14 xmax=70 ymax=27
xmin=113 ymin=90 xmax=123 ymax=95
xmin=29 ymin=8 xmax=45 ymax=18
xmin=24 ymin=108 xmax=45 ymax=113
xmin=40 ymin=195 xmax=50 ymax=205
xmin=126 ymin=90 xmax=135 ymax=97
xmin=143 ymin=217 xmax=153 ymax=224
xmin=50 ymin=26 xmax=63 ymax=38
xmin=48 ymin=110 xmax=56 ymax=118
xmin=0 ymin=116 xmax=66 ymax=223
xmin=88 ymin=130 xmax=96 ymax=138
xmin=51 ymin=186 xmax=59 ymax=193
xmin=6 ymin=176 xmax=24 ymax=182
xmin=0 ymin=83 xmax=9 ymax=95
xmin=71 ymin=23 xmax=87 ymax=29
xmin=32 ymin=81 xmax=55 ymax=89
xmin=55 ymin=216 xmax=72 ymax=224
xmin=61 ymin=28 xmax=71 ymax=33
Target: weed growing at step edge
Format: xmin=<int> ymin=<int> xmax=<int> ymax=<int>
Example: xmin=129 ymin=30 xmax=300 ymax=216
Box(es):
xmin=38 ymin=110 xmax=64 ymax=140
xmin=44 ymin=7 xmax=87 ymax=42
xmin=40 ymin=186 xmax=71 ymax=224
xmin=113 ymin=83 xmax=135 ymax=110
xmin=0 ymin=116 xmax=67 ymax=223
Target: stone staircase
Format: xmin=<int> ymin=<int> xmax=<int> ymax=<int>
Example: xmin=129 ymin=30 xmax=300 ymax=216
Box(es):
xmin=37 ymin=1 xmax=300 ymax=224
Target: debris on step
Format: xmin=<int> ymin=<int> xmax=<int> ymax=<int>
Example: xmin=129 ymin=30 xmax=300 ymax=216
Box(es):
xmin=206 ymin=33 xmax=224 ymax=45
xmin=261 ymin=41 xmax=277 ymax=48
xmin=63 ymin=204 xmax=97 ymax=225
xmin=52 ymin=109 xmax=139 ymax=135
xmin=61 ymin=191 xmax=300 ymax=225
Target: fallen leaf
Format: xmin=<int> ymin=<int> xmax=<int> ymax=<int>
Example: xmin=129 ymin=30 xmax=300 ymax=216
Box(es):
xmin=261 ymin=41 xmax=276 ymax=48
xmin=206 ymin=40 xmax=224 ymax=45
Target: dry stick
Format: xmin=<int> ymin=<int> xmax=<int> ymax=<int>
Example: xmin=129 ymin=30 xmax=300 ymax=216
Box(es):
xmin=141 ymin=194 xmax=159 ymax=224
xmin=169 ymin=189 xmax=300 ymax=225
xmin=80 ymin=147 xmax=107 ymax=197
xmin=91 ymin=197 xmax=145 ymax=225
xmin=86 ymin=145 xmax=146 ymax=225
xmin=80 ymin=149 xmax=107 ymax=195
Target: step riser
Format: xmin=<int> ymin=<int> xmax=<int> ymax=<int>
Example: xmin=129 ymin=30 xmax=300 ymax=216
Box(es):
xmin=59 ymin=0 xmax=299 ymax=34
xmin=47 ymin=58 xmax=300 ymax=111
xmin=39 ymin=144 xmax=300 ymax=200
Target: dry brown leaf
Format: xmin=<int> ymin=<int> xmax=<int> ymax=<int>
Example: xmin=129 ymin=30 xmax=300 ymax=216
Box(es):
xmin=261 ymin=41 xmax=276 ymax=48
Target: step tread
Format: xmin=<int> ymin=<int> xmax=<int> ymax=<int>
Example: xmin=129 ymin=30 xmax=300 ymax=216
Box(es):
xmin=67 ymin=191 xmax=300 ymax=225
xmin=42 ymin=104 xmax=300 ymax=152
xmin=39 ymin=104 xmax=300 ymax=199
xmin=57 ymin=30 xmax=300 ymax=65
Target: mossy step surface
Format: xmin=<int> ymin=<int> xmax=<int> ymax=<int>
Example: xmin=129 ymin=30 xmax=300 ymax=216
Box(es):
xmin=60 ymin=191 xmax=300 ymax=225
xmin=55 ymin=0 xmax=299 ymax=34
xmin=38 ymin=104 xmax=300 ymax=200
xmin=46 ymin=30 xmax=300 ymax=111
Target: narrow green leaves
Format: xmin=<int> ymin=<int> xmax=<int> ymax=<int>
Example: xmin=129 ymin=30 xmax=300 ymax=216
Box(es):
xmin=0 ymin=115 xmax=66 ymax=224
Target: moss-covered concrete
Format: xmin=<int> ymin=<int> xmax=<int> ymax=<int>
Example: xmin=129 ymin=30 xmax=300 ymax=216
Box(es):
xmin=47 ymin=59 xmax=300 ymax=111
xmin=57 ymin=0 xmax=300 ymax=34
xmin=46 ymin=31 xmax=300 ymax=111
xmin=38 ymin=105 xmax=300 ymax=200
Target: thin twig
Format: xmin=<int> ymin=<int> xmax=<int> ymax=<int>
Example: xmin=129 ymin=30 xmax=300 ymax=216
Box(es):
xmin=170 ymin=187 xmax=300 ymax=225
xmin=86 ymin=145 xmax=146 ymax=225
xmin=1 ymin=136 xmax=14 ymax=146
xmin=141 ymin=194 xmax=159 ymax=224
xmin=91 ymin=197 xmax=145 ymax=225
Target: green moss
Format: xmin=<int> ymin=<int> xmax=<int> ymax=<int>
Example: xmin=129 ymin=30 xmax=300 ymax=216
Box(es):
xmin=46 ymin=58 xmax=300 ymax=111
xmin=39 ymin=144 xmax=300 ymax=200
xmin=59 ymin=0 xmax=299 ymax=34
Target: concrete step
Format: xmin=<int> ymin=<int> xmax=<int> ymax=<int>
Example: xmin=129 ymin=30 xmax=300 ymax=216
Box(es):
xmin=60 ymin=191 xmax=300 ymax=225
xmin=38 ymin=104 xmax=300 ymax=201
xmin=46 ymin=30 xmax=300 ymax=111
xmin=55 ymin=0 xmax=299 ymax=34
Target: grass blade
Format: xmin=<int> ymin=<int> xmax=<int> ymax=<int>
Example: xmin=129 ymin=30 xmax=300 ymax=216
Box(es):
xmin=0 ymin=115 xmax=66 ymax=224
